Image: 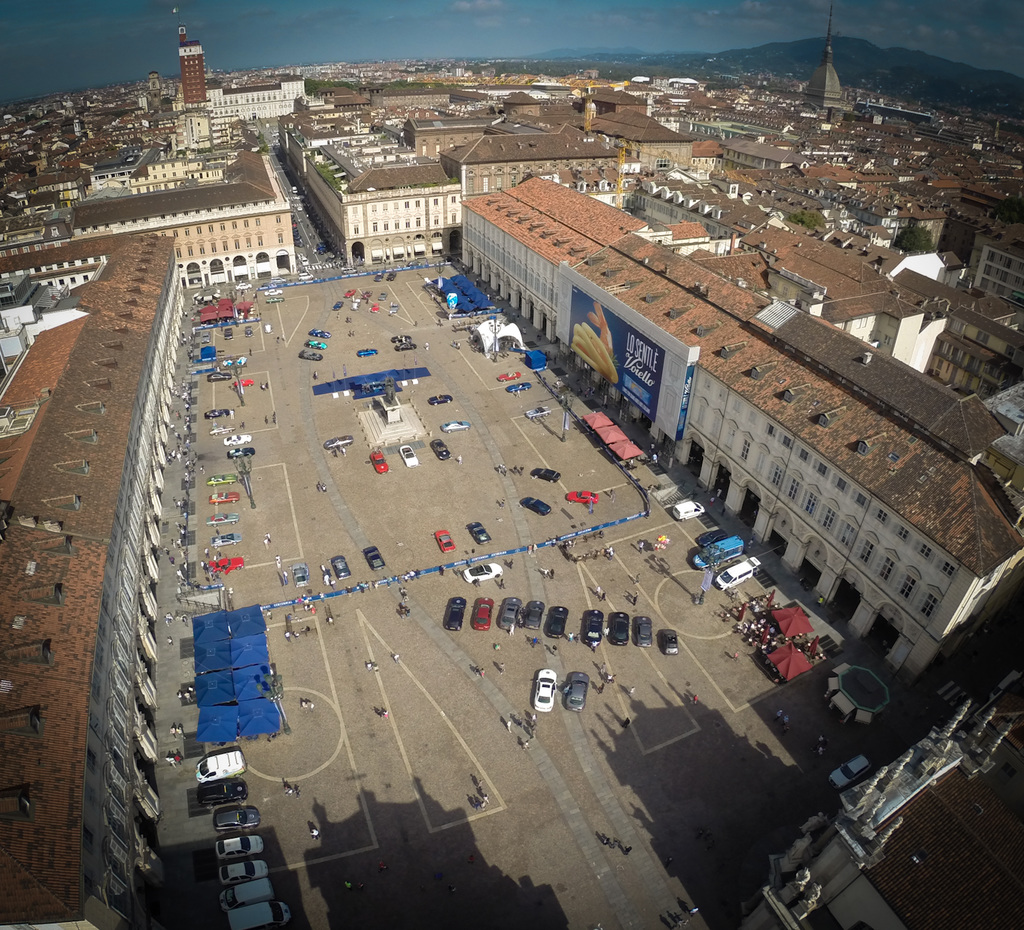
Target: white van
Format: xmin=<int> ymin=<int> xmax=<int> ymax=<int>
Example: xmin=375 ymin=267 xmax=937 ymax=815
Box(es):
xmin=227 ymin=901 xmax=291 ymax=930
xmin=220 ymin=877 xmax=274 ymax=911
xmin=714 ymin=556 xmax=762 ymax=590
xmin=195 ymin=749 xmax=246 ymax=783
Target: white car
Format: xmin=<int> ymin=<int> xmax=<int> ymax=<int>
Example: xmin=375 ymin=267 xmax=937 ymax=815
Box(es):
xmin=670 ymin=500 xmax=706 ymax=521
xmin=714 ymin=556 xmax=762 ymax=590
xmin=829 ymin=754 xmax=871 ymax=789
xmin=463 ymin=563 xmax=503 ymax=584
xmin=399 ymin=445 xmax=419 ymax=468
xmin=216 ymin=836 xmax=265 ymax=860
xmin=223 ymin=434 xmax=253 ymax=446
xmin=532 ymin=668 xmax=558 ymax=713
xmin=210 ymin=426 xmax=233 ymax=436
xmin=219 ymin=860 xmax=269 ymax=885
xmin=525 ymin=406 xmax=551 ymax=420
xmin=265 ymin=289 xmax=283 ymax=297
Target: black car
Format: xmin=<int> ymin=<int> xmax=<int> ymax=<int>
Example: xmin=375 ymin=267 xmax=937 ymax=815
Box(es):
xmin=197 ymin=778 xmax=248 ymax=806
xmin=696 ymin=528 xmax=730 ymax=549
xmin=391 ymin=335 xmax=412 ymax=344
xmin=299 ymin=349 xmax=323 ymax=361
xmin=213 ymin=805 xmax=261 ymax=831
xmin=520 ymin=497 xmax=551 ymax=516
xmin=224 ymin=328 xmax=233 ymax=340
xmin=659 ymin=628 xmax=679 ymax=655
xmin=386 ymin=272 xmax=397 ymax=281
xmin=467 ymin=521 xmax=490 ymax=544
xmin=608 ymin=611 xmax=630 ymax=646
xmin=394 ymin=342 xmax=416 ymax=352
xmin=635 ymin=615 xmax=654 ymax=648
xmin=522 ymin=600 xmax=545 ymax=630
xmin=443 ymin=596 xmax=467 ymax=631
xmin=431 ymin=439 xmax=451 ymax=461
xmin=428 ymin=395 xmax=453 ymax=405
xmin=207 ymin=371 xmax=232 ymax=382
xmin=363 ymin=545 xmax=385 ymax=571
xmin=205 ymin=409 xmax=231 ymax=419
xmin=531 ymin=468 xmax=561 ymax=482
xmin=226 ymin=447 xmax=256 ymax=459
xmin=582 ymin=610 xmax=604 ymax=645
xmin=545 ymin=605 xmax=568 ymax=638
xmin=564 ymin=671 xmax=590 ymax=712
xmin=330 ymin=555 xmax=351 ymax=579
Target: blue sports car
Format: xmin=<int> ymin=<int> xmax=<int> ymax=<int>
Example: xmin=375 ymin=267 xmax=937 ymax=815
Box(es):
xmin=506 ymin=382 xmax=532 ymax=394
xmin=309 ymin=329 xmax=331 ymax=339
xmin=357 ymin=348 xmax=378 ymax=357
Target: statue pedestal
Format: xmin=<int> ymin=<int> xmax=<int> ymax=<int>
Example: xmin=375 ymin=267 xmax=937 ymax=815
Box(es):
xmin=380 ymin=396 xmax=403 ymax=424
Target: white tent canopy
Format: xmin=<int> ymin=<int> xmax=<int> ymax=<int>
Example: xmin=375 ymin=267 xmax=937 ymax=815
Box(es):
xmin=474 ymin=319 xmax=526 ymax=354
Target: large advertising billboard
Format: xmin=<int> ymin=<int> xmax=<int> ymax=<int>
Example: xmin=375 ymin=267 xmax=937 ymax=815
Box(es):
xmin=569 ymin=286 xmax=665 ymax=420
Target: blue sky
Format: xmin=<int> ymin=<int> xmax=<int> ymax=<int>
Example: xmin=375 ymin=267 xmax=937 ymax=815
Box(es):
xmin=1 ymin=0 xmax=1021 ymax=104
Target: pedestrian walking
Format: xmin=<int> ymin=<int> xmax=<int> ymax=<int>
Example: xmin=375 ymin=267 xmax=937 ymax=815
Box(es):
xmin=166 ymin=636 xmax=174 ymax=646
xmin=595 ymin=585 xmax=603 ymax=599
xmin=310 ymin=826 xmax=320 ymax=840
xmin=627 ymin=686 xmax=636 ymax=695
xmin=456 ymin=455 xmax=463 ymax=465
xmin=505 ymin=719 xmax=512 ymax=732
xmin=693 ymin=694 xmax=699 ymax=705
xmin=392 ymin=653 xmax=400 ymax=663
xmin=264 ymin=533 xmax=271 ymax=547
xmin=498 ymin=662 xmax=505 ymax=675
xmin=621 ymin=717 xmax=631 ymax=729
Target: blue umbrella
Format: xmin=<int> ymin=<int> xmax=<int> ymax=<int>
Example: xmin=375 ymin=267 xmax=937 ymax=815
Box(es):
xmin=227 ymin=605 xmax=267 ymax=638
xmin=236 ymin=698 xmax=281 ymax=737
xmin=194 ymin=640 xmax=233 ymax=674
xmin=233 ymin=665 xmax=273 ymax=702
xmin=196 ymin=705 xmax=239 ymax=743
xmin=195 ymin=670 xmax=236 ymax=706
xmin=230 ymin=634 xmax=270 ymax=669
xmin=193 ymin=612 xmax=231 ymax=647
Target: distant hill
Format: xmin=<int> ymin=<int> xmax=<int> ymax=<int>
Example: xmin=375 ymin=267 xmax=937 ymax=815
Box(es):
xmin=518 ymin=38 xmax=1024 ymax=117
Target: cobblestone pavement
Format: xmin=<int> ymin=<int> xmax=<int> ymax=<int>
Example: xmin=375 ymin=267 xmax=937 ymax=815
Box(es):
xmin=151 ymin=271 xmax=951 ymax=930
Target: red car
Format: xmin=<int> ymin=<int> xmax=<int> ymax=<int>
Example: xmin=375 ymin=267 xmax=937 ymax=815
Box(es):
xmin=211 ymin=556 xmax=244 ymax=574
xmin=370 ymin=449 xmax=389 ymax=474
xmin=344 ymin=289 xmax=357 ymax=298
xmin=209 ymin=491 xmax=241 ymax=505
xmin=233 ymin=378 xmax=255 ymax=388
xmin=370 ymin=304 xmax=380 ymax=313
xmin=435 ymin=530 xmax=456 ymax=553
xmin=497 ymin=371 xmax=522 ymax=382
xmin=471 ymin=597 xmax=494 ymax=631
xmin=567 ymin=490 xmax=600 ymax=505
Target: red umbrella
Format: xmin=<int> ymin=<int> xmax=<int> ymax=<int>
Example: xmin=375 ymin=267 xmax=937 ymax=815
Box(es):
xmin=772 ymin=606 xmax=813 ymax=637
xmin=738 ymin=602 xmax=747 ymax=622
xmin=766 ymin=589 xmax=776 ymax=608
xmin=583 ymin=412 xmax=614 ymax=428
xmin=610 ymin=439 xmax=645 ymax=459
xmin=808 ymin=635 xmax=820 ymax=659
xmin=767 ymin=642 xmax=814 ymax=680
xmin=596 ymin=424 xmax=628 ymax=443
xmin=760 ymin=625 xmax=770 ymax=644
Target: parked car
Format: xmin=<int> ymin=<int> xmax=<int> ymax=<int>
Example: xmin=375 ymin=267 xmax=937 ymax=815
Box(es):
xmin=564 ymin=671 xmax=590 ymax=712
xmin=497 ymin=597 xmax=522 ymax=632
xmin=211 ymin=533 xmax=243 ymax=547
xmin=208 ymin=371 xmax=232 ymax=382
xmin=530 ymin=467 xmax=560 ymax=482
xmin=356 ymin=348 xmax=378 ymax=357
xmin=298 ymin=350 xmax=323 ymax=361
xmin=696 ymin=528 xmax=730 ymax=549
xmin=226 ymin=447 xmax=256 ymax=459
xmin=608 ymin=611 xmax=631 ymax=646
xmin=212 ymin=557 xmax=245 ymax=575
xmin=506 ymin=382 xmax=532 ymax=394
xmin=292 ymin=562 xmax=310 ymax=587
xmin=213 ymin=806 xmax=261 ymax=831
xmin=363 ymin=546 xmax=386 ymax=571
xmin=216 ymin=836 xmax=264 ymax=860
xmin=467 ymin=521 xmax=490 ymax=543
xmin=522 ymin=600 xmax=545 ymax=630
xmin=386 ymin=271 xmax=397 ymax=281
xmin=323 ymin=435 xmax=354 ymax=450
xmin=829 ymin=755 xmax=872 ymax=789
xmin=659 ymin=628 xmax=679 ymax=655
xmin=520 ymin=497 xmax=551 ymax=516
xmin=207 ymin=513 xmax=240 ymax=526
xmin=566 ymin=490 xmax=599 ymax=505
xmin=441 ymin=420 xmax=471 ymax=433
xmin=430 ymin=439 xmax=451 ymax=460
xmin=394 ymin=341 xmax=416 ymax=352
xmin=370 ymin=449 xmax=389 ymax=474
xmin=582 ymin=610 xmax=604 ymax=645
xmin=210 ymin=491 xmax=241 ymax=505
xmin=545 ymin=605 xmax=569 ymax=638
xmin=435 ymin=530 xmax=456 ymax=553
xmin=525 ymin=406 xmax=551 ymax=420
xmin=233 ymin=379 xmax=255 ymax=388
xmin=197 ymin=779 xmax=248 ymax=806
xmin=329 ymin=555 xmax=351 ymax=579
xmin=399 ymin=445 xmax=419 ymax=467
xmin=497 ymin=371 xmax=521 ymax=382
xmin=391 ymin=334 xmax=412 ymax=344
xmin=443 ymin=596 xmax=467 ymax=631
xmin=196 ymin=749 xmax=246 ymax=783
xmin=309 ymin=329 xmax=331 ymax=339
xmin=533 ymin=668 xmax=559 ymax=713
xmin=305 ymin=340 xmax=328 ymax=350
xmin=671 ymin=500 xmax=706 ymax=521
xmin=635 ymin=616 xmax=654 ymax=648
xmin=471 ymin=597 xmax=494 ymax=631
xmin=428 ymin=395 xmax=453 ymax=405
xmin=219 ymin=860 xmax=269 ymax=886
xmin=463 ymin=563 xmax=502 ymax=584
xmin=714 ymin=556 xmax=762 ymax=590
xmin=205 ymin=409 xmax=231 ymax=419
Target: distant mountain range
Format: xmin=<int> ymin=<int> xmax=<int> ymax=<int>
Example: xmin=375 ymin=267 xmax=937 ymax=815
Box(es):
xmin=523 ymin=38 xmax=1024 ymax=118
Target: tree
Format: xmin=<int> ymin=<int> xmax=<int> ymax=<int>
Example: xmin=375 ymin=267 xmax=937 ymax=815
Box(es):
xmin=995 ymin=195 xmax=1024 ymax=224
xmin=787 ymin=210 xmax=825 ymax=230
xmin=894 ymin=226 xmax=934 ymax=253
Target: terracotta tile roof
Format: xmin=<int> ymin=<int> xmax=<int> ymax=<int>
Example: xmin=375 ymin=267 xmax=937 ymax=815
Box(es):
xmin=347 ymin=163 xmax=452 ymax=192
xmin=868 ymin=770 xmax=1024 ymax=930
xmin=443 ymin=124 xmax=616 ymax=165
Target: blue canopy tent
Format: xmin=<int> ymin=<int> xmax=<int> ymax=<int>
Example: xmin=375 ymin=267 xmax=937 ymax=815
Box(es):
xmin=195 ymin=670 xmax=236 ymax=706
xmin=230 ymin=634 xmax=270 ymax=669
xmin=196 ymin=705 xmax=239 ymax=743
xmin=233 ymin=665 xmax=273 ymax=702
xmin=237 ymin=698 xmax=281 ymax=737
xmin=192 ymin=612 xmax=231 ymax=648
xmin=194 ymin=640 xmax=234 ymax=674
xmin=227 ymin=605 xmax=267 ymax=638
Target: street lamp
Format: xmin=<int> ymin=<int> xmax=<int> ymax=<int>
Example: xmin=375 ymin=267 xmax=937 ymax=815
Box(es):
xmin=263 ymin=671 xmax=290 ymax=736
xmin=558 ymin=389 xmax=573 ymax=444
xmin=236 ymin=457 xmax=256 ymax=510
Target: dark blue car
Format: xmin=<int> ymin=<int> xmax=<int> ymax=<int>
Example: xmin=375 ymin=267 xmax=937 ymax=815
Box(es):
xmin=520 ymin=497 xmax=551 ymax=516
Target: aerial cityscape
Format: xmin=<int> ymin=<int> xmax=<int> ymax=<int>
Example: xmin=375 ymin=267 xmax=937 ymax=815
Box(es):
xmin=3 ymin=4 xmax=1024 ymax=930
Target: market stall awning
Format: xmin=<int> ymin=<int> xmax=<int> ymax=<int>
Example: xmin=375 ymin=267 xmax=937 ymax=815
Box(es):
xmin=192 ymin=612 xmax=231 ymax=647
xmin=194 ymin=641 xmax=233 ymax=674
xmin=196 ymin=705 xmax=239 ymax=743
xmin=836 ymin=665 xmax=890 ymax=713
xmin=766 ymin=642 xmax=814 ymax=681
xmin=195 ymin=670 xmax=236 ymax=706
xmin=230 ymin=634 xmax=270 ymax=669
xmin=772 ymin=605 xmax=814 ymax=637
xmin=236 ymin=698 xmax=281 ymax=737
xmin=227 ymin=605 xmax=267 ymax=638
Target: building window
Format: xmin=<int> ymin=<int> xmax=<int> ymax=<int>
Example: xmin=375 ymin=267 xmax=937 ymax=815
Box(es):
xmin=244 ymin=220 xmax=249 ymax=228
xmin=835 ymin=476 xmax=847 ymax=493
xmin=405 ymin=201 xmax=410 ymax=209
xmin=921 ymin=593 xmax=939 ymax=617
xmin=898 ymin=574 xmax=917 ymax=599
xmin=879 ymin=557 xmax=895 ymax=582
xmin=859 ymin=540 xmax=875 ymax=564
xmin=919 ymin=543 xmax=932 ymax=560
xmin=770 ymin=463 xmax=783 ymax=487
xmin=821 ymin=507 xmax=836 ymax=531
xmin=372 ymin=223 xmax=378 ymax=233
xmin=839 ymin=521 xmax=855 ymax=546
xmin=766 ymin=424 xmax=775 ymax=437
xmin=740 ymin=439 xmax=750 ymax=461
xmin=787 ymin=479 xmax=800 ymax=501
xmin=816 ymin=462 xmax=828 ymax=477
xmin=855 ymin=492 xmax=868 ymax=507
xmin=876 ymin=507 xmax=888 ymax=524
xmin=896 ymin=525 xmax=909 ymax=541
xmin=782 ymin=435 xmax=793 ymax=449
xmin=798 ymin=448 xmax=809 ymax=462
xmin=941 ymin=560 xmax=956 ymax=577
xmin=804 ymin=492 xmax=818 ymax=516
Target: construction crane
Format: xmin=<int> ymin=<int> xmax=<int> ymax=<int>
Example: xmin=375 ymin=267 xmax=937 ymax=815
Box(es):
xmin=616 ymin=139 xmax=637 ymax=209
